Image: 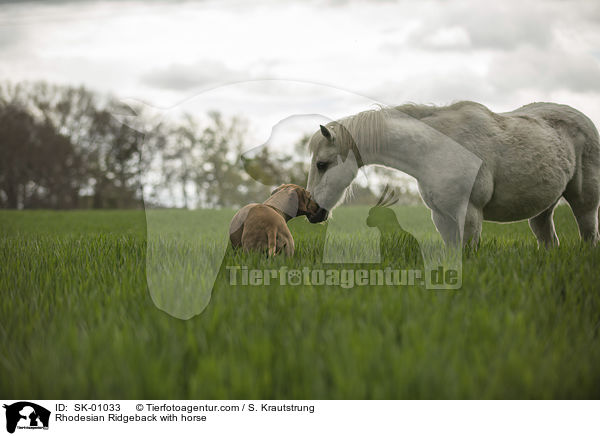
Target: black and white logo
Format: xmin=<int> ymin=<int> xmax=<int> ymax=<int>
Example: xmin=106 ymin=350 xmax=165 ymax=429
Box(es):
xmin=3 ymin=402 xmax=50 ymax=434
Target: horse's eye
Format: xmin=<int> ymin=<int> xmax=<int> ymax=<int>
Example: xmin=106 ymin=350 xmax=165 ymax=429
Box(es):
xmin=316 ymin=161 xmax=328 ymax=171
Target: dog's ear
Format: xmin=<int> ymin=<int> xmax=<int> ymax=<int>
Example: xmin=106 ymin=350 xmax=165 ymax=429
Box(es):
xmin=271 ymin=185 xmax=286 ymax=196
xmin=294 ymin=188 xmax=308 ymax=211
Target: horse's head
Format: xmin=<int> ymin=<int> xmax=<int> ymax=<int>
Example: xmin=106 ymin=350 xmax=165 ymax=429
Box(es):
xmin=306 ymin=122 xmax=363 ymax=222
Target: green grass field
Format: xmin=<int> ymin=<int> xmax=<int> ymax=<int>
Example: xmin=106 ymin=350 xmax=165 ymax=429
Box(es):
xmin=1 ymin=206 xmax=599 ymax=399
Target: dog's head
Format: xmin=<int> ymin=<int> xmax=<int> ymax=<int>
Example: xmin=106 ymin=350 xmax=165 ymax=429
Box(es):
xmin=269 ymin=184 xmax=322 ymax=221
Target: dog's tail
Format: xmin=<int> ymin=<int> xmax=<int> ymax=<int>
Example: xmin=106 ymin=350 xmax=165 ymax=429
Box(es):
xmin=267 ymin=228 xmax=277 ymax=257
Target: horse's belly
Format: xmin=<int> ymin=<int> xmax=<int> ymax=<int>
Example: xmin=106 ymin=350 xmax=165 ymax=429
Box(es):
xmin=482 ymin=165 xmax=572 ymax=222
xmin=479 ymin=123 xmax=578 ymax=222
xmin=483 ymin=194 xmax=557 ymax=222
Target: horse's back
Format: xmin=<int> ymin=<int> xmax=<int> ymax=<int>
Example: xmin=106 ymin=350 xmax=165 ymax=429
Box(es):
xmin=413 ymin=100 xmax=598 ymax=161
xmin=504 ymin=102 xmax=600 ymax=152
xmin=408 ymin=101 xmax=598 ymax=150
xmin=412 ymin=101 xmax=598 ymax=221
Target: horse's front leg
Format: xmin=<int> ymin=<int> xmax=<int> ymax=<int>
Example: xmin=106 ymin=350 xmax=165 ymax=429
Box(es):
xmin=431 ymin=203 xmax=482 ymax=248
xmin=431 ymin=210 xmax=461 ymax=247
xmin=463 ymin=202 xmax=483 ymax=249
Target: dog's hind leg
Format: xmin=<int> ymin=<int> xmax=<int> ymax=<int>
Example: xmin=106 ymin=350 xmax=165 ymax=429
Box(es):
xmin=266 ymin=228 xmax=277 ymax=257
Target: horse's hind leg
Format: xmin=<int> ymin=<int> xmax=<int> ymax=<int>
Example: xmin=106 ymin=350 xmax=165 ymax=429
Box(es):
xmin=563 ymin=192 xmax=599 ymax=245
xmin=529 ymin=201 xmax=560 ymax=248
xmin=574 ymin=208 xmax=599 ymax=244
xmin=563 ymin=160 xmax=600 ymax=245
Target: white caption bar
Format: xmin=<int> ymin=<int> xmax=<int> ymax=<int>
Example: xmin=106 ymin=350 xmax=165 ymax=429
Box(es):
xmin=1 ymin=400 xmax=598 ymax=436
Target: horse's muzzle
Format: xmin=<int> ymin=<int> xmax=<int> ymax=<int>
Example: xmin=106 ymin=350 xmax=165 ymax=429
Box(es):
xmin=308 ymin=207 xmax=329 ymax=223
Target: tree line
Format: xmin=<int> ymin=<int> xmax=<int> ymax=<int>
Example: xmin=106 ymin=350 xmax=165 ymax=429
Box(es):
xmin=0 ymin=81 xmax=420 ymax=209
xmin=0 ymin=81 xmax=311 ymax=209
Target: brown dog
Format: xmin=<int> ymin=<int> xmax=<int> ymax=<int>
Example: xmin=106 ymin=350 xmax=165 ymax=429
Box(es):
xmin=229 ymin=184 xmax=320 ymax=256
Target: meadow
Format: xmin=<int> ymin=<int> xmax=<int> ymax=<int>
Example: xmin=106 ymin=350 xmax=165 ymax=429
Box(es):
xmin=1 ymin=205 xmax=599 ymax=399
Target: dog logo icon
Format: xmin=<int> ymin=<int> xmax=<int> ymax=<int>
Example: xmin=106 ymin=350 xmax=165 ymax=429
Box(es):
xmin=3 ymin=402 xmax=50 ymax=434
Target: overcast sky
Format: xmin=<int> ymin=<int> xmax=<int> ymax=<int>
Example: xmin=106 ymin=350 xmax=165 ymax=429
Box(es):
xmin=1 ymin=0 xmax=600 ymax=149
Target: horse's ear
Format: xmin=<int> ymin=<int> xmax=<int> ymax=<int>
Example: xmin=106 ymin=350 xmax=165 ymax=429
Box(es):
xmin=320 ymin=124 xmax=333 ymax=140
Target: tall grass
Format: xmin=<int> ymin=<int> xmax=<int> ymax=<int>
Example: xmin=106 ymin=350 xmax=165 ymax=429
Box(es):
xmin=0 ymin=206 xmax=599 ymax=398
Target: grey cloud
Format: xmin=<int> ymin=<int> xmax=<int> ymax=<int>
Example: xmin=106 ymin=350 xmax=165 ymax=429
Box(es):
xmin=367 ymin=72 xmax=494 ymax=107
xmin=367 ymin=45 xmax=600 ymax=112
xmin=405 ymin=2 xmax=554 ymax=51
xmin=571 ymin=1 xmax=600 ymax=23
xmin=489 ymin=47 xmax=600 ymax=93
xmin=0 ymin=0 xmax=203 ymax=4
xmin=459 ymin=6 xmax=553 ymax=49
xmin=140 ymin=61 xmax=248 ymax=91
xmin=0 ymin=26 xmax=22 ymax=49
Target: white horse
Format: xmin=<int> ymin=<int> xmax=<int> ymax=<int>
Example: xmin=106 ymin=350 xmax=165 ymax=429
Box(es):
xmin=307 ymin=101 xmax=600 ymax=247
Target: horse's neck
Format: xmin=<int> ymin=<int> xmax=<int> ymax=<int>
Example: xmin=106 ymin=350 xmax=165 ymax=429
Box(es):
xmin=359 ymin=115 xmax=472 ymax=181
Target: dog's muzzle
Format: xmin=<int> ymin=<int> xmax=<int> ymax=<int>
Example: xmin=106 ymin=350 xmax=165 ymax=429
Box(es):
xmin=308 ymin=207 xmax=329 ymax=223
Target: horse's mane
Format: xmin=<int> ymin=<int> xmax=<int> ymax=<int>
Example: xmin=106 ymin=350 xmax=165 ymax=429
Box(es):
xmin=311 ymin=101 xmax=493 ymax=155
xmin=326 ymin=106 xmax=392 ymax=154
